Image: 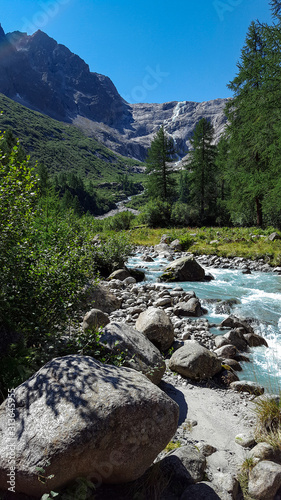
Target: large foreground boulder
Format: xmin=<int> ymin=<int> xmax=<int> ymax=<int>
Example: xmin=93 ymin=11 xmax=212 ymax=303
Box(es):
xmin=135 ymin=307 xmax=174 ymax=351
xmin=100 ymin=322 xmax=166 ymax=384
xmin=169 ymin=341 xmax=221 ymax=380
xmin=160 ymin=255 xmax=206 ymax=282
xmin=0 ymin=356 xmax=179 ymax=497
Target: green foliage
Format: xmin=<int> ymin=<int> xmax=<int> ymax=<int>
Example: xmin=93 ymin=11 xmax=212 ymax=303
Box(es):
xmin=0 ymin=135 xmax=134 ymax=399
xmin=164 ymin=440 xmax=181 ymax=452
xmin=92 ymin=232 xmax=133 ymax=277
xmin=253 ymin=395 xmax=281 ymax=448
xmin=142 ymin=198 xmax=171 ymax=228
xmin=170 ymin=201 xmax=190 ymax=227
xmin=0 ymin=93 xmax=144 ymax=205
xmin=186 ymin=118 xmax=217 ymax=224
xmin=225 ymin=16 xmax=281 ymax=228
xmin=145 ymin=126 xmax=176 ymax=201
xmin=178 ymin=232 xmax=193 ymax=251
xmin=104 ymin=211 xmax=136 ymax=231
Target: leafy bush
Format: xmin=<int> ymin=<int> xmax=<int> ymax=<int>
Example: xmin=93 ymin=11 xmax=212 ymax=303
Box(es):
xmin=142 ymin=199 xmax=171 ymax=227
xmin=92 ymin=232 xmax=133 ymax=277
xmin=104 ymin=211 xmax=136 ymax=231
xmin=170 ymin=202 xmax=190 ymax=226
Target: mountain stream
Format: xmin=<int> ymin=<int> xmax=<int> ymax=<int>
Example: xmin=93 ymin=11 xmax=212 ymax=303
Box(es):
xmin=128 ymin=252 xmax=281 ymax=394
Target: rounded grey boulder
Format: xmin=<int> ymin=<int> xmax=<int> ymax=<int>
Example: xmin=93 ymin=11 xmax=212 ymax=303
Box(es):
xmin=135 ymin=307 xmax=174 ymax=351
xmin=169 ymin=340 xmax=221 ymax=380
xmin=0 ymin=356 xmax=179 ymax=497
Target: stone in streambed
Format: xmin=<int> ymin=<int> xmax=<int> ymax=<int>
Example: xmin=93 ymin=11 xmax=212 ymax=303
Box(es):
xmin=174 ymin=298 xmax=205 ymax=317
xmin=230 ymin=380 xmax=264 ymax=396
xmin=248 ymin=460 xmax=281 ymax=500
xmin=83 ymin=308 xmax=110 ymax=331
xmin=160 ymin=255 xmax=206 ymax=282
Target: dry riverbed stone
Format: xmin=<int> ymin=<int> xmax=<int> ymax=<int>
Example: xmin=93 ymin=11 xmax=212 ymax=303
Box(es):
xmin=169 ymin=340 xmax=221 ymax=380
xmin=100 ymin=322 xmax=166 ymax=384
xmin=0 ymin=356 xmax=179 ymax=497
xmin=135 ymin=307 xmax=174 ymax=351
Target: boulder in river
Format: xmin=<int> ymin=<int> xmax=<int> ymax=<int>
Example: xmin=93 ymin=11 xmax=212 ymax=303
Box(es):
xmin=174 ymin=298 xmax=205 ymax=317
xmin=0 ymin=356 xmax=179 ymax=497
xmin=160 ymin=255 xmax=206 ymax=282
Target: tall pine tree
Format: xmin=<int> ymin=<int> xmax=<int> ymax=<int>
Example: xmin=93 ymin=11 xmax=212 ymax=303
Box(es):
xmin=225 ymin=11 xmax=281 ymax=227
xmin=187 ymin=118 xmax=217 ymax=224
xmin=145 ymin=126 xmax=176 ymax=201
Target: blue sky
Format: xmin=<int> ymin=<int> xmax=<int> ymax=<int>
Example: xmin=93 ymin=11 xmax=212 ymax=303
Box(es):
xmin=1 ymin=0 xmax=273 ymax=104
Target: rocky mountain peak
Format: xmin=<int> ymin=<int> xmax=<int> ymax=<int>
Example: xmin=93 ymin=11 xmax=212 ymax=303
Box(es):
xmin=0 ymin=24 xmax=5 ymax=40
xmin=0 ymin=25 xmax=228 ymax=161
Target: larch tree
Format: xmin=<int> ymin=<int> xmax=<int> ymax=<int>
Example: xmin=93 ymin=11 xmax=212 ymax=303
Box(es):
xmin=145 ymin=126 xmax=176 ymax=201
xmin=225 ymin=10 xmax=281 ymax=227
xmin=186 ymin=117 xmax=217 ymax=223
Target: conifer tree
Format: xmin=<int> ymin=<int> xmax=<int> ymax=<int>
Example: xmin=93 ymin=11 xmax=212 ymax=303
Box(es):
xmin=225 ymin=14 xmax=281 ymax=226
xmin=145 ymin=126 xmax=176 ymax=201
xmin=186 ymin=118 xmax=217 ymax=223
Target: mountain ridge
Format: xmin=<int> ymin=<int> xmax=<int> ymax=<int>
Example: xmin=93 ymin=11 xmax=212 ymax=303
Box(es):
xmin=0 ymin=24 xmax=228 ymax=161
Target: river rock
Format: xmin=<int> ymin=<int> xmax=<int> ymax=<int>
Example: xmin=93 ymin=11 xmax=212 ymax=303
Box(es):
xmin=84 ymin=283 xmax=122 ymax=313
xmin=220 ymin=315 xmax=254 ymax=333
xmin=108 ymin=268 xmax=131 ymax=281
xmin=230 ymin=380 xmax=264 ymax=396
xmin=248 ymin=460 xmax=281 ymax=499
xmin=244 ymin=332 xmax=268 ymax=348
xmin=100 ymin=322 xmax=166 ymax=384
xmin=235 ymin=432 xmax=256 ymax=448
xmin=214 ymin=344 xmax=237 ymax=359
xmin=169 ymin=340 xmax=221 ymax=380
xmin=268 ymin=232 xmax=281 ymax=241
xmin=223 ymin=329 xmax=248 ymax=351
xmin=249 ymin=442 xmax=280 ymax=463
xmin=83 ymin=308 xmax=110 ymax=331
xmin=174 ymin=298 xmax=204 ymax=317
xmin=170 ymin=239 xmax=182 ymax=251
xmin=168 ymin=444 xmax=207 ymax=483
xmin=135 ymin=307 xmax=174 ymax=351
xmin=160 ymin=255 xmax=206 ymax=282
xmin=0 ymin=356 xmax=179 ymax=497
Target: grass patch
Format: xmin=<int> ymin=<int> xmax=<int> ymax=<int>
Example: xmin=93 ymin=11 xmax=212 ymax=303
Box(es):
xmin=127 ymin=226 xmax=281 ymax=266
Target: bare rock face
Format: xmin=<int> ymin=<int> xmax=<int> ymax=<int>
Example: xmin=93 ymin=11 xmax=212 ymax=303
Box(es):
xmin=0 ymin=26 xmax=229 ymax=162
xmin=1 ymin=28 xmax=128 ymax=125
xmin=0 ymin=356 xmax=179 ymax=497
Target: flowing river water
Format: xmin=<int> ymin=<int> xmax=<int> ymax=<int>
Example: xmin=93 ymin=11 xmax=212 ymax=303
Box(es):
xmin=128 ymin=252 xmax=281 ymax=394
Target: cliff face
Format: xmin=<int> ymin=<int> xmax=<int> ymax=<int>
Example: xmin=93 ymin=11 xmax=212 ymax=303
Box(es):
xmin=0 ymin=26 xmax=228 ymax=161
xmin=1 ymin=28 xmax=128 ymax=125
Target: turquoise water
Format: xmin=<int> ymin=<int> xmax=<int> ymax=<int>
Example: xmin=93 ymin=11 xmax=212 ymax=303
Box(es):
xmin=128 ymin=253 xmax=281 ymax=394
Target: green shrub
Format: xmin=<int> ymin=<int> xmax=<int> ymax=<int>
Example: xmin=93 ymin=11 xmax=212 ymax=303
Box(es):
xmin=170 ymin=202 xmax=190 ymax=226
xmin=142 ymin=199 xmax=171 ymax=227
xmin=92 ymin=232 xmax=133 ymax=277
xmin=104 ymin=210 xmax=136 ymax=231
